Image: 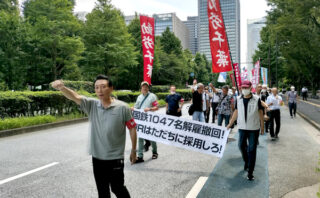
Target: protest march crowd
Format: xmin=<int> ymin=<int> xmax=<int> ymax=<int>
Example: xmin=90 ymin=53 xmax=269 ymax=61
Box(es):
xmin=50 ymin=74 xmax=299 ymax=198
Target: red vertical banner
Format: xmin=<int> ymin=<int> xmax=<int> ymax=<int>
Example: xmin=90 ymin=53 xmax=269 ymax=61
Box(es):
xmin=140 ymin=16 xmax=155 ymax=84
xmin=229 ymin=73 xmax=236 ymax=87
xmin=233 ymin=63 xmax=242 ymax=87
xmin=207 ymin=0 xmax=233 ymax=73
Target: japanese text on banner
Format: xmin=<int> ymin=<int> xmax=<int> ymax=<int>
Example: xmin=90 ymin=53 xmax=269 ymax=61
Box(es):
xmin=133 ymin=109 xmax=230 ymax=158
xmin=207 ymin=0 xmax=233 ymax=73
xmin=140 ymin=16 xmax=155 ymax=84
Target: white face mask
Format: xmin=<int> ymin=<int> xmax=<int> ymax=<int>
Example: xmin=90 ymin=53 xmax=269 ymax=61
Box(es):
xmin=242 ymin=89 xmax=251 ymax=96
xmin=170 ymin=91 xmax=176 ymax=95
xmin=262 ymin=89 xmax=266 ymax=93
xmin=291 ymin=88 xmax=295 ymax=91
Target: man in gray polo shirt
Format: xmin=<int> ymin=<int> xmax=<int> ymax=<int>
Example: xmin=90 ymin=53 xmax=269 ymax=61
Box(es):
xmin=51 ymin=74 xmax=137 ymax=198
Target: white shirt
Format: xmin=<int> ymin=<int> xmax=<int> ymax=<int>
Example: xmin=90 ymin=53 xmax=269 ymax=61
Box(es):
xmin=266 ymin=94 xmax=282 ymax=110
xmin=211 ymin=92 xmax=220 ymax=103
xmin=202 ymin=93 xmax=210 ymax=111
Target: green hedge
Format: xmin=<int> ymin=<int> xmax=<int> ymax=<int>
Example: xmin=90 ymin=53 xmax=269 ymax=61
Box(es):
xmin=0 ymin=89 xmax=192 ymax=118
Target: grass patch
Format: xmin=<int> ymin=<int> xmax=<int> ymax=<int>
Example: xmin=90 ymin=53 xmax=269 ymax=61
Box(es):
xmin=0 ymin=113 xmax=86 ymax=131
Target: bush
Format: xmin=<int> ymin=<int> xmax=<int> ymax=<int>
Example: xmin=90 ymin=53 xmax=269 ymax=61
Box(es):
xmin=0 ymin=91 xmax=92 ymax=118
xmin=151 ymin=85 xmax=170 ymax=93
xmin=0 ymin=89 xmax=192 ymax=118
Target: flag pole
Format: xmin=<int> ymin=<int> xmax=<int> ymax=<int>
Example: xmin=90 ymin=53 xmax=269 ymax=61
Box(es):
xmin=217 ymin=0 xmax=239 ymax=93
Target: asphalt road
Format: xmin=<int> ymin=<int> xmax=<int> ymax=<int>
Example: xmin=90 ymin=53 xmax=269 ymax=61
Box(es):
xmin=1 ymin=103 xmax=319 ymax=198
xmin=296 ymin=99 xmax=320 ymax=126
xmin=0 ymin=105 xmax=219 ymax=198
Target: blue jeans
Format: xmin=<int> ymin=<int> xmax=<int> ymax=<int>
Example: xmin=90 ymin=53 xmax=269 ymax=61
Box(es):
xmin=238 ymin=129 xmax=260 ymax=174
xmin=192 ymin=111 xmax=205 ymax=122
xmin=217 ymin=114 xmax=230 ymax=127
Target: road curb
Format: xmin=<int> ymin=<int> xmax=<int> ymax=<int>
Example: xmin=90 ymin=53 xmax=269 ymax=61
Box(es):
xmin=0 ymin=117 xmax=88 ymax=138
xmin=283 ymin=100 xmax=320 ymax=132
xmin=296 ymin=111 xmax=320 ymax=132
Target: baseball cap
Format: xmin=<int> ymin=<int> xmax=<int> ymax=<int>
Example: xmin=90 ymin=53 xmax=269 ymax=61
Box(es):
xmin=241 ymin=80 xmax=252 ymax=88
xmin=141 ymin=81 xmax=150 ymax=87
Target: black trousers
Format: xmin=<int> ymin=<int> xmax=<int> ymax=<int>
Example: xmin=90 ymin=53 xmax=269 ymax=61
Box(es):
xmin=302 ymin=92 xmax=308 ymax=100
xmin=238 ymin=129 xmax=259 ymax=174
xmin=265 ymin=111 xmax=271 ymax=132
xmin=211 ymin=102 xmax=219 ymax=123
xmin=92 ymin=157 xmax=130 ymax=198
xmin=288 ymin=102 xmax=297 ymax=117
xmin=269 ymin=109 xmax=281 ymax=137
xmin=204 ymin=109 xmax=210 ymax=123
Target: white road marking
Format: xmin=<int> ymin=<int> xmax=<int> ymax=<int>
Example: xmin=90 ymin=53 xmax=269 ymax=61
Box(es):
xmin=186 ymin=176 xmax=208 ymax=198
xmin=0 ymin=162 xmax=59 ymax=185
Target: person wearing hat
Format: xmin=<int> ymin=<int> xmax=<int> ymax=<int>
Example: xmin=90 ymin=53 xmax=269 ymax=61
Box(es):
xmin=287 ymin=86 xmax=298 ymax=118
xmin=133 ymin=81 xmax=159 ymax=163
xmin=227 ymin=80 xmax=265 ymax=181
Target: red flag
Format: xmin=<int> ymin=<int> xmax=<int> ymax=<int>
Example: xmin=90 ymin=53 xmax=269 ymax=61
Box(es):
xmin=229 ymin=73 xmax=235 ymax=87
xmin=207 ymin=0 xmax=233 ymax=73
xmin=140 ymin=16 xmax=155 ymax=84
xmin=233 ymin=63 xmax=242 ymax=87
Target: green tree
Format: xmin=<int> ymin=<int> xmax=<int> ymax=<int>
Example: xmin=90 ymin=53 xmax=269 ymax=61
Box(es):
xmin=0 ymin=4 xmax=27 ymax=90
xmin=23 ymin=0 xmax=84 ymax=84
xmin=80 ymin=0 xmax=138 ymax=88
xmin=160 ymin=27 xmax=183 ymax=55
xmin=0 ymin=0 xmax=18 ymax=12
xmin=253 ymin=0 xmax=320 ymax=94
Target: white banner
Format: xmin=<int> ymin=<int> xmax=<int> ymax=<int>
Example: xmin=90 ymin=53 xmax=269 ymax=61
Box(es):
xmin=133 ymin=109 xmax=230 ymax=158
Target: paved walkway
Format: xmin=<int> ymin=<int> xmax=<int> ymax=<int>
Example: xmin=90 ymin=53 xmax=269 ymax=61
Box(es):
xmin=197 ymin=106 xmax=320 ymax=198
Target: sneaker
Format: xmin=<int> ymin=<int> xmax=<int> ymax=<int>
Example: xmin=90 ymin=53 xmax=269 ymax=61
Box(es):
xmin=291 ymin=116 xmax=293 ymax=119
xmin=247 ymin=173 xmax=255 ymax=181
xmin=271 ymin=137 xmax=276 ymax=141
xmin=135 ymin=157 xmax=144 ymax=163
xmin=275 ymin=135 xmax=279 ymax=139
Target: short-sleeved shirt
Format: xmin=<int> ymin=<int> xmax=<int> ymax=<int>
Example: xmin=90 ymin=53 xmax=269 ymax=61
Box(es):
xmin=166 ymin=94 xmax=183 ymax=112
xmin=134 ymin=92 xmax=158 ymax=109
xmin=202 ymin=93 xmax=210 ymax=111
xmin=266 ymin=94 xmax=282 ymax=110
xmin=287 ymin=91 xmax=297 ymax=103
xmin=235 ymin=95 xmax=264 ymax=122
xmin=80 ymin=97 xmax=133 ymax=160
xmin=216 ymin=93 xmax=233 ymax=115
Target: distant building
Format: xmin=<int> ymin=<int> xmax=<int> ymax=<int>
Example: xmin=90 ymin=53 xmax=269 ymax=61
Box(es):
xmin=153 ymin=13 xmax=189 ymax=50
xmin=125 ymin=15 xmax=137 ymax=25
xmin=74 ymin=11 xmax=88 ymax=21
xmin=247 ymin=17 xmax=266 ymax=74
xmin=125 ymin=13 xmax=190 ymax=50
xmin=198 ymin=0 xmax=240 ymax=64
xmin=183 ymin=16 xmax=199 ymax=55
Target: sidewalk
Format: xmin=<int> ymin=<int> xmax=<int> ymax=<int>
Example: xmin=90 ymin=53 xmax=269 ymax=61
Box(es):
xmin=196 ymin=106 xmax=320 ymax=198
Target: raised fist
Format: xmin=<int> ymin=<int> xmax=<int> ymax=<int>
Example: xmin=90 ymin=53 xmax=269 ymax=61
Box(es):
xmin=51 ymin=80 xmax=65 ymax=90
